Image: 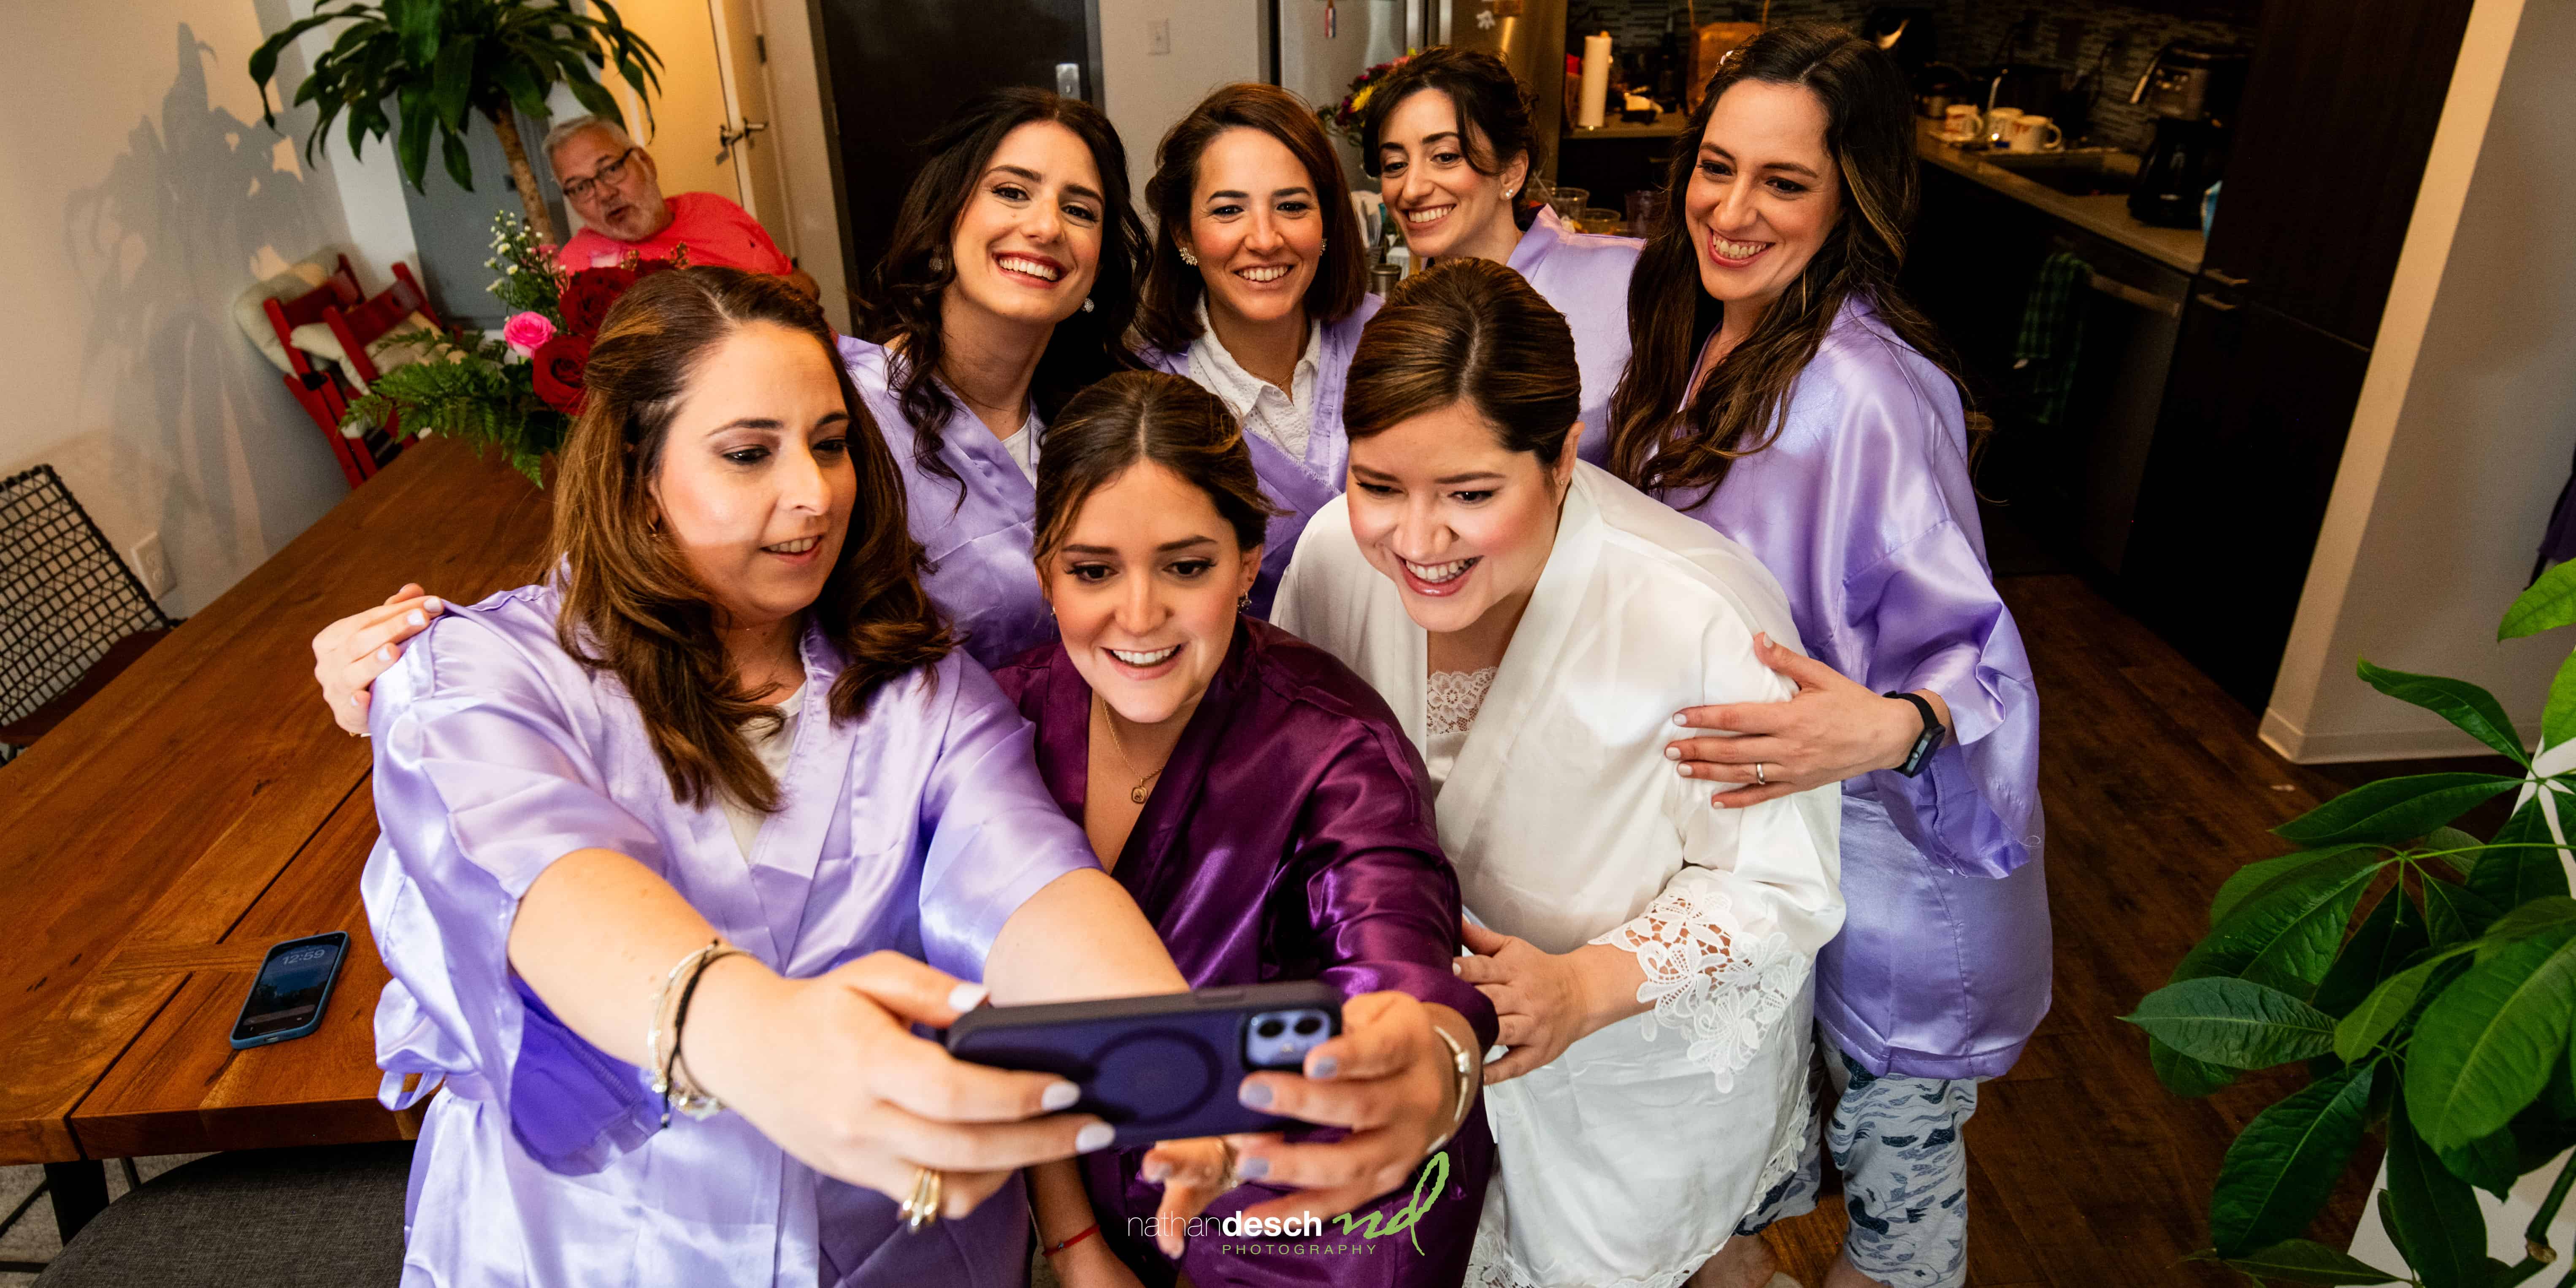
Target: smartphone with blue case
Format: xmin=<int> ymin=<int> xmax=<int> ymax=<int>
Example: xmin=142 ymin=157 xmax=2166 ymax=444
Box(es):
xmin=944 ymin=980 xmax=1342 ymax=1148
xmin=227 ymin=932 xmax=351 ymax=1049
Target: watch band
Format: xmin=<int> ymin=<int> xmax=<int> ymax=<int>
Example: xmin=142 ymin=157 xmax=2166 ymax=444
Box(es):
xmin=1884 ymin=690 xmax=1947 ymax=778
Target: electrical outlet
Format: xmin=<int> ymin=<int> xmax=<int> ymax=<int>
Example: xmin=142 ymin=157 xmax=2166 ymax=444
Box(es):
xmin=1148 ymin=18 xmax=1171 ymax=55
xmin=133 ymin=531 xmax=171 ymax=600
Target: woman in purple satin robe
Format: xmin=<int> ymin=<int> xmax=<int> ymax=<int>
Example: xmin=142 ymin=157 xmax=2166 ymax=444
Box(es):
xmin=1360 ymin=47 xmax=1641 ymax=465
xmin=1129 ymin=84 xmax=1379 ymax=619
xmin=1610 ymin=27 xmax=2049 ymax=1288
xmin=843 ymin=87 xmax=1152 ymax=669
xmin=998 ymin=371 xmax=1493 ymax=1288
xmin=360 ymin=269 xmax=1473 ymax=1288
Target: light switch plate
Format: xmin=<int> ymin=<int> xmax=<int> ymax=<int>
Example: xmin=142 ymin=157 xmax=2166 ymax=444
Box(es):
xmin=1149 ymin=18 xmax=1171 ymax=55
xmin=133 ymin=531 xmax=171 ymax=599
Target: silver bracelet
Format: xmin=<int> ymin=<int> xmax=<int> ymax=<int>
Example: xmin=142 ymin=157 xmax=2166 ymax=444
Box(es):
xmin=648 ymin=941 xmax=743 ymax=1126
xmin=1422 ymin=1023 xmax=1478 ymax=1156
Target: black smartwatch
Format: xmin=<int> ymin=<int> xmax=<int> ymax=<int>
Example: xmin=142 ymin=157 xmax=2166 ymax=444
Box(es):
xmin=1885 ymin=691 xmax=1947 ymax=777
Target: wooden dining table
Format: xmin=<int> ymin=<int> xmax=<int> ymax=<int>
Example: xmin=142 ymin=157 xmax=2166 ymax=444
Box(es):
xmin=0 ymin=437 xmax=553 ymax=1239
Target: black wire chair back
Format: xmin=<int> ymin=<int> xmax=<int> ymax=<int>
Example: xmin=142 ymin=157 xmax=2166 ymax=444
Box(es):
xmin=0 ymin=465 xmax=175 ymax=766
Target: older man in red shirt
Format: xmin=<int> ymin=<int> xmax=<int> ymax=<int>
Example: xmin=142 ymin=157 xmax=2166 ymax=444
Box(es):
xmin=544 ymin=116 xmax=820 ymax=298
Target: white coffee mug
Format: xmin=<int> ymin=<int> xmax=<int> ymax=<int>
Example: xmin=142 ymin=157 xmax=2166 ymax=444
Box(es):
xmin=1941 ymin=103 xmax=1984 ymax=139
xmin=1980 ymin=106 xmax=2024 ymax=149
xmin=2007 ymin=114 xmax=2065 ymax=153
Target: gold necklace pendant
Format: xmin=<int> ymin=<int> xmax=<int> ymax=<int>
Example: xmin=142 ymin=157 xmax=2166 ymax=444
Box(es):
xmin=1098 ymin=695 xmax=1168 ymax=806
xmin=1130 ymin=780 xmax=1153 ymax=805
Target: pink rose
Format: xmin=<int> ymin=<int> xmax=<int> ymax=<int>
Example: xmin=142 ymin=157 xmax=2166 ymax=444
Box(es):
xmin=501 ymin=311 xmax=556 ymax=359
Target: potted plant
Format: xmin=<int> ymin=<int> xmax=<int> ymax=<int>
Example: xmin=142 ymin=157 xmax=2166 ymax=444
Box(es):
xmin=247 ymin=0 xmax=661 ymax=246
xmin=2125 ymin=567 xmax=2576 ymax=1284
xmin=344 ymin=212 xmax=670 ymax=484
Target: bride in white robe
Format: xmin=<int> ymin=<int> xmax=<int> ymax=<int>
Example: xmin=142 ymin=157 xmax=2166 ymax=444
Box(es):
xmin=1273 ymin=259 xmax=1842 ymax=1288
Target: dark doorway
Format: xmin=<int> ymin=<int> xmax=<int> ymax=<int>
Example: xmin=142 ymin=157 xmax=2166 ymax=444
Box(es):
xmin=809 ymin=0 xmax=1100 ymax=295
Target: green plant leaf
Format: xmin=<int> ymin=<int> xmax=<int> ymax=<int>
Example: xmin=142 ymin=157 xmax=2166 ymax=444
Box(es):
xmin=439 ymin=125 xmax=474 ymax=191
xmin=2500 ymin=558 xmax=2576 ymax=640
xmin=2182 ymin=852 xmax=2390 ymax=996
xmin=2435 ymin=1122 xmax=2518 ymax=1199
xmin=2276 ymin=774 xmax=2522 ymax=847
xmin=2214 ymin=849 xmax=2370 ymax=929
xmin=2423 ymin=873 xmax=2504 ymax=948
xmin=2484 ymin=896 xmax=2576 ymax=954
xmin=2152 ymin=1035 xmax=2240 ymax=1097
xmin=2424 ymin=825 xmax=2482 ymax=874
xmin=2464 ymin=806 xmax=2573 ymax=922
xmin=431 ymin=33 xmax=476 ymax=132
xmin=2216 ymin=1239 xmax=2409 ymax=1285
xmin=491 ymin=58 xmax=546 ymax=120
xmin=2211 ymin=1064 xmax=2375 ymax=1257
xmin=387 ymin=0 xmax=443 ymax=68
xmin=2125 ymin=978 xmax=2338 ymax=1069
xmin=2335 ymin=957 xmax=2446 ymax=1061
xmin=2314 ymin=887 xmax=2429 ymax=1017
xmin=2357 ymin=659 xmax=2530 ymax=764
xmin=2380 ymin=1100 xmax=2490 ymax=1288
xmin=395 ymin=80 xmax=432 ymax=192
xmin=2544 ymin=651 xmax=2576 ymax=746
xmin=2406 ymin=923 xmax=2576 ymax=1149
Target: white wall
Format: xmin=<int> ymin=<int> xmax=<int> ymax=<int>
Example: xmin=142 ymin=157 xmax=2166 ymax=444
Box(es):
xmin=0 ymin=0 xmax=418 ymax=617
xmin=2264 ymin=0 xmax=2576 ymax=763
xmin=1095 ymin=0 xmax=1262 ymax=206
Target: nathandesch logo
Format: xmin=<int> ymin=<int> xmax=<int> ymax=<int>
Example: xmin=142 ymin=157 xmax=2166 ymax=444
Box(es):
xmin=1126 ymin=1150 xmax=1456 ymax=1256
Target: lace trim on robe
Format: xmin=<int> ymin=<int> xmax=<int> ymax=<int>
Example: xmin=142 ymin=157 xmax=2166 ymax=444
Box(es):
xmin=1426 ymin=666 xmax=1499 ymax=736
xmin=1588 ymin=885 xmax=1806 ymax=1094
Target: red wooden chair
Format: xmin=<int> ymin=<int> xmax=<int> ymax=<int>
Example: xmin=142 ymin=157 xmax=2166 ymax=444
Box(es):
xmin=263 ymin=259 xmax=446 ymax=487
xmin=322 ymin=262 xmax=446 ymax=389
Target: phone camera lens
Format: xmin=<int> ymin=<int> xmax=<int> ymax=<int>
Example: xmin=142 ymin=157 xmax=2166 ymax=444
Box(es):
xmin=1256 ymin=1017 xmax=1286 ymax=1039
xmin=1293 ymin=1014 xmax=1323 ymax=1036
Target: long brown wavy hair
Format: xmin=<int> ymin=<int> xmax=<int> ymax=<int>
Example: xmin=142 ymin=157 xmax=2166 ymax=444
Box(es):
xmin=552 ymin=267 xmax=950 ymax=812
xmin=1134 ymin=83 xmax=1369 ymax=355
xmin=852 ymin=89 xmax=1147 ymax=505
xmin=1358 ymin=46 xmax=1543 ymax=233
xmin=1606 ymin=23 xmax=1960 ymax=503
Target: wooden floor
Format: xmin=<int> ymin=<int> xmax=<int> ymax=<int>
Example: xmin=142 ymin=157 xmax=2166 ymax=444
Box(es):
xmin=1755 ymin=570 xmax=2475 ymax=1285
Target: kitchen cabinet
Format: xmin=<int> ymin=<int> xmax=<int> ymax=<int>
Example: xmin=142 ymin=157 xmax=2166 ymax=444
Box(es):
xmin=2119 ymin=0 xmax=2474 ymax=709
xmin=2125 ymin=292 xmax=2372 ymax=708
xmin=2200 ymin=0 xmax=2478 ymax=347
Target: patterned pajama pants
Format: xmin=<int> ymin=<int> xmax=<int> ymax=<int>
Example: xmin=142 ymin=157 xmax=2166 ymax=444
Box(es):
xmin=1737 ymin=1036 xmax=1979 ymax=1288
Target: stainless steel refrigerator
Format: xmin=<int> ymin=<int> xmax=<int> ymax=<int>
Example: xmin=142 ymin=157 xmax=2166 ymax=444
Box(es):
xmin=1264 ymin=0 xmax=1566 ymax=180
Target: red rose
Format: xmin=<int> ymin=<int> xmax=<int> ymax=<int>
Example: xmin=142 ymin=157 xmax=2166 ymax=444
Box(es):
xmin=559 ymin=265 xmax=638 ymax=338
xmin=530 ymin=333 xmax=593 ymax=414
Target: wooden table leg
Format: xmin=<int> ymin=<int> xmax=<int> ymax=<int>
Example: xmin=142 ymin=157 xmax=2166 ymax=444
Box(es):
xmin=44 ymin=1160 xmax=107 ymax=1244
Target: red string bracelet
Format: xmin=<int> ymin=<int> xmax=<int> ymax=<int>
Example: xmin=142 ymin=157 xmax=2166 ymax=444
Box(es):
xmin=1042 ymin=1224 xmax=1099 ymax=1257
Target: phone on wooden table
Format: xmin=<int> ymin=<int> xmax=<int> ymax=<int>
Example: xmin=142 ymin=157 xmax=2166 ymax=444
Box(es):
xmin=944 ymin=980 xmax=1342 ymax=1148
xmin=228 ymin=932 xmax=350 ymax=1049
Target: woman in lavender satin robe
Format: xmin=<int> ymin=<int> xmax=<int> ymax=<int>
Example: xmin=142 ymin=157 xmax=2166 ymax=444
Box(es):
xmin=1608 ymin=28 xmax=2048 ymax=1288
xmin=1361 ymin=47 xmax=1641 ymax=465
xmin=999 ymin=372 xmax=1493 ymax=1288
xmin=843 ymin=88 xmax=1152 ymax=670
xmin=1130 ymin=84 xmax=1379 ymax=618
xmin=362 ymin=268 xmax=1184 ymax=1287
xmin=360 ymin=269 xmax=1471 ymax=1288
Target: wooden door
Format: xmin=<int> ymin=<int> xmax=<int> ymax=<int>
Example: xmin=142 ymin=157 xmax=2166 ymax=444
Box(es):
xmin=2124 ymin=292 xmax=2373 ymax=708
xmin=603 ymin=0 xmax=743 ymax=219
xmin=2203 ymin=0 xmax=2476 ymax=347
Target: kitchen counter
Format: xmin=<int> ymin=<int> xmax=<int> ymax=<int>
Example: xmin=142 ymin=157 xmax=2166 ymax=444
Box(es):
xmin=1564 ymin=110 xmax=1689 ymax=140
xmin=1913 ymin=119 xmax=2205 ymax=274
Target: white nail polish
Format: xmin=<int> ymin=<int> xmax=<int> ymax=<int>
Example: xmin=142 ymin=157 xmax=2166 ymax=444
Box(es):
xmin=408 ymin=610 xmax=426 ymax=628
xmin=1663 ymin=746 xmax=1680 ymax=760
xmin=377 ymin=646 xmax=393 ymax=663
xmin=1042 ymin=1081 xmax=1080 ymax=1111
xmin=1672 ymin=714 xmax=1691 ymax=728
xmin=1674 ymin=764 xmax=1691 ymax=778
xmin=947 ymin=982 xmax=989 ymax=1013
xmin=1076 ymin=1122 xmax=1115 ymax=1153
xmin=423 ymin=597 xmax=443 ymax=612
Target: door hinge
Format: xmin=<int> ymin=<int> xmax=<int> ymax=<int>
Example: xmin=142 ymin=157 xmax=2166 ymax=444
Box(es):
xmin=755 ymin=34 xmax=767 ymax=63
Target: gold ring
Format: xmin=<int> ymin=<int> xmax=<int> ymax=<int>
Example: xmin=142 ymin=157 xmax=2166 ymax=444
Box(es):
xmin=898 ymin=1166 xmax=944 ymax=1233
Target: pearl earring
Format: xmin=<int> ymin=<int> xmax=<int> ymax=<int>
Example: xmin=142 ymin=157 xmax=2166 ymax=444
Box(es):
xmin=1177 ymin=246 xmax=1199 ymax=267
xmin=1081 ymin=297 xmax=1095 ymax=313
xmin=928 ymin=252 xmax=947 ymax=273
xmin=1319 ymin=237 xmax=1328 ymax=253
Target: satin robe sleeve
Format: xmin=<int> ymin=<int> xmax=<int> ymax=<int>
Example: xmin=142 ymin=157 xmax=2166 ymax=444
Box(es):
xmin=909 ymin=655 xmax=1105 ymax=981
xmin=363 ymin=613 xmax=668 ymax=1176
xmin=1588 ymin=611 xmax=1845 ymax=1094
xmin=1820 ymin=348 xmax=2042 ymax=881
xmin=1292 ymin=728 xmax=1501 ymax=1050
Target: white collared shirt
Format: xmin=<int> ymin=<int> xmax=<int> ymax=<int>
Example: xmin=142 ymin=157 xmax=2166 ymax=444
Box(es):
xmin=1184 ymin=298 xmax=1324 ymax=461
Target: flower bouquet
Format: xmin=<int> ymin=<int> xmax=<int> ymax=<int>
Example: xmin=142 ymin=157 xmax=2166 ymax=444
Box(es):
xmin=345 ymin=212 xmax=676 ymax=485
xmin=1316 ymin=52 xmax=1415 ymax=148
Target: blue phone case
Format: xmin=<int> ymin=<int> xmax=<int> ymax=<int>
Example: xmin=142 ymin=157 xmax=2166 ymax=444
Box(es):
xmin=227 ymin=931 xmax=350 ymax=1050
xmin=943 ymin=980 xmax=1343 ymax=1149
